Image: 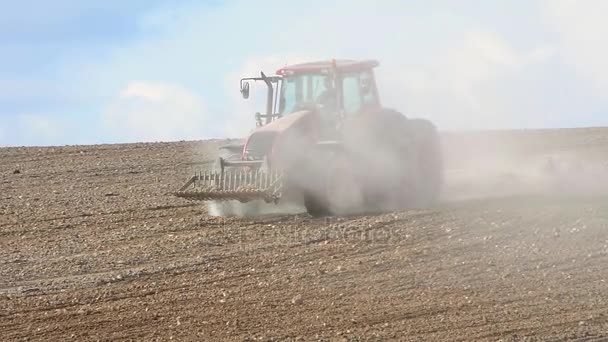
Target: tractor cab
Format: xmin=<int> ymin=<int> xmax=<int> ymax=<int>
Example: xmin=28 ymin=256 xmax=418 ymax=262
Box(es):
xmin=240 ymin=59 xmax=381 ymax=127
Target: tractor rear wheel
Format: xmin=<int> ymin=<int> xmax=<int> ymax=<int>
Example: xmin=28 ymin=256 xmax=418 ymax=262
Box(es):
xmin=342 ymin=109 xmax=442 ymax=212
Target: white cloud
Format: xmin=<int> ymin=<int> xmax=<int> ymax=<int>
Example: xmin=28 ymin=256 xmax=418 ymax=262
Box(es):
xmin=20 ymin=114 xmax=64 ymax=143
xmin=102 ymin=81 xmax=207 ymax=142
xmin=541 ymin=0 xmax=608 ymax=93
xmin=0 ymin=114 xmax=66 ymax=146
xmin=381 ymin=31 xmax=554 ymax=129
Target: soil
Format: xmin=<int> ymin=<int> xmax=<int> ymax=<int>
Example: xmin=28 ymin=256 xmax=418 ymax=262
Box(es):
xmin=2 ymin=129 xmax=608 ymax=341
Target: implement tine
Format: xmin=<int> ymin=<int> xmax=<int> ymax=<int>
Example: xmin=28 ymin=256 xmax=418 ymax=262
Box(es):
xmin=229 ymin=170 xmax=233 ymax=191
xmin=234 ymin=169 xmax=238 ymax=191
xmin=234 ymin=169 xmax=238 ymax=190
xmin=264 ymin=171 xmax=270 ymax=198
xmin=258 ymin=170 xmax=262 ymax=189
xmin=268 ymin=170 xmax=276 ymax=188
xmin=221 ymin=169 xmax=225 ymax=188
xmin=219 ymin=169 xmax=223 ymax=188
xmin=267 ymin=170 xmax=271 ymax=190
xmin=239 ymin=169 xmax=243 ymax=190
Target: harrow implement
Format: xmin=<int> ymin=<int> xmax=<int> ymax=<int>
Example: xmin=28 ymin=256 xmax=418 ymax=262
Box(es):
xmin=174 ymin=169 xmax=283 ymax=203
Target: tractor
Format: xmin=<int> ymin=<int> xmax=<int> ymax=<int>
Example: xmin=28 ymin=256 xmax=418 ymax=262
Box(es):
xmin=175 ymin=59 xmax=442 ymax=216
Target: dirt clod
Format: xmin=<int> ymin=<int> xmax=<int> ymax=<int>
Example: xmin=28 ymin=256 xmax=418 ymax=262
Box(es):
xmin=291 ymin=295 xmax=303 ymax=305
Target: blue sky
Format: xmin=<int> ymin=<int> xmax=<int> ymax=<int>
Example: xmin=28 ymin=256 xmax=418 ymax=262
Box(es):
xmin=1 ymin=0 xmax=607 ymax=146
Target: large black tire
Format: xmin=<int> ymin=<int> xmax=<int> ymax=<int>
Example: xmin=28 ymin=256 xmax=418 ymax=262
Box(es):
xmin=302 ymin=109 xmax=442 ymax=216
xmin=341 ymin=108 xmax=442 ymax=212
xmin=369 ymin=112 xmax=442 ymax=209
xmin=303 ymin=194 xmax=330 ymax=217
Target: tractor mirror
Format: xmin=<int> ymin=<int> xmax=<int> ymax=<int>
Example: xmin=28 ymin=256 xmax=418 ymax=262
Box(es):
xmin=241 ymin=82 xmax=250 ymax=99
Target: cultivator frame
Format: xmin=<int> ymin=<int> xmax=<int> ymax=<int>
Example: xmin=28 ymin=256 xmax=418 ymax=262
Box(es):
xmin=174 ymin=168 xmax=283 ymax=203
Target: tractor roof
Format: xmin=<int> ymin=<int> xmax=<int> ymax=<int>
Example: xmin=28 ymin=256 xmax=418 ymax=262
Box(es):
xmin=276 ymin=59 xmax=379 ymax=76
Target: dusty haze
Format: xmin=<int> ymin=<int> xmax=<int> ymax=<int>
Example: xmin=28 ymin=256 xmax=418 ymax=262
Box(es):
xmin=204 ymin=125 xmax=608 ymax=217
xmin=442 ymin=127 xmax=608 ymax=200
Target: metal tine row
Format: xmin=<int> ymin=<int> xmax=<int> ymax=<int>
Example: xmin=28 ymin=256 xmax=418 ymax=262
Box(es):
xmin=193 ymin=170 xmax=217 ymax=189
xmin=188 ymin=168 xmax=284 ymax=192
xmin=199 ymin=170 xmax=211 ymax=188
xmin=234 ymin=169 xmax=266 ymax=191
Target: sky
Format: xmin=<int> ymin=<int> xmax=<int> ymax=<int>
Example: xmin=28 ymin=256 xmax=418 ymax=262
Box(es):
xmin=1 ymin=0 xmax=607 ymax=146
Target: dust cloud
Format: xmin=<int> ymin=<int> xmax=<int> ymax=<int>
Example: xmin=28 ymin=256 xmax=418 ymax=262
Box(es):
xmin=199 ymin=124 xmax=608 ymax=218
xmin=441 ymin=128 xmax=608 ymax=201
xmin=208 ymin=200 xmax=303 ymax=217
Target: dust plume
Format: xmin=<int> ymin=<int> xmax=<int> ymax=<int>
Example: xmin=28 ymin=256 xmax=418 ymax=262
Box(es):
xmin=441 ymin=128 xmax=608 ymax=201
xmin=207 ymin=200 xmax=303 ymax=217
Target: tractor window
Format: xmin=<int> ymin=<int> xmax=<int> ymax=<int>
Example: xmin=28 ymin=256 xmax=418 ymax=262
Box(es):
xmin=310 ymin=75 xmax=329 ymax=100
xmin=342 ymin=74 xmax=363 ymax=115
xmin=279 ymin=78 xmax=297 ymax=114
xmin=360 ymin=71 xmax=378 ymax=106
xmin=342 ymin=71 xmax=378 ymax=115
xmin=280 ymin=74 xmax=332 ymax=115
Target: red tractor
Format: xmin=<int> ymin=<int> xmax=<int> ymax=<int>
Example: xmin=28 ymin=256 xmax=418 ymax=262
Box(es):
xmin=176 ymin=59 xmax=442 ymax=216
